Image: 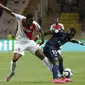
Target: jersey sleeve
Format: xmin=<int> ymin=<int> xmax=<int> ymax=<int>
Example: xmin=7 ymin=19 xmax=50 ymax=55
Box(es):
xmin=50 ymin=24 xmax=54 ymax=31
xmin=33 ymin=21 xmax=41 ymax=30
xmin=14 ymin=13 xmax=25 ymax=21
xmin=60 ymin=23 xmax=65 ymax=30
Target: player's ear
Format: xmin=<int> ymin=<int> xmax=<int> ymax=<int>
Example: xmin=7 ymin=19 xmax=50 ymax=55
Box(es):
xmin=68 ymin=30 xmax=70 ymax=34
xmin=67 ymin=29 xmax=71 ymax=34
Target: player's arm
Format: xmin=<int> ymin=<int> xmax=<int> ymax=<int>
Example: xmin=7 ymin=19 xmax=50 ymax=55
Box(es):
xmin=44 ymin=25 xmax=55 ymax=36
xmin=34 ymin=21 xmax=44 ymax=45
xmin=0 ymin=4 xmax=15 ymax=17
xmin=44 ymin=30 xmax=54 ymax=36
xmin=70 ymin=39 xmax=84 ymax=45
xmin=38 ymin=28 xmax=44 ymax=45
xmin=44 ymin=30 xmax=61 ymax=36
xmin=61 ymin=23 xmax=65 ymax=30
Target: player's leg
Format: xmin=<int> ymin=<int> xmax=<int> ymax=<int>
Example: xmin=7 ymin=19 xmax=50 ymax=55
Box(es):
xmin=43 ymin=46 xmax=65 ymax=84
xmin=10 ymin=53 xmax=22 ymax=74
xmin=40 ymin=42 xmax=53 ymax=71
xmin=51 ymin=57 xmax=59 ymax=79
xmin=57 ymin=47 xmax=62 ymax=55
xmin=35 ymin=49 xmax=52 ymax=71
xmin=57 ymin=48 xmax=63 ymax=77
xmin=6 ymin=53 xmax=22 ymax=82
xmin=58 ymin=54 xmax=64 ymax=76
xmin=27 ymin=40 xmax=52 ymax=72
xmin=57 ymin=47 xmax=64 ymax=74
xmin=58 ymin=55 xmax=72 ymax=82
xmin=50 ymin=52 xmax=65 ymax=83
xmin=6 ymin=40 xmax=24 ymax=82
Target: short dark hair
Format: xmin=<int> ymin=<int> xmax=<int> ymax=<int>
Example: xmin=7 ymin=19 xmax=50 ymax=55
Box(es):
xmin=26 ymin=13 xmax=34 ymax=19
xmin=69 ymin=28 xmax=76 ymax=34
xmin=54 ymin=16 xmax=59 ymax=19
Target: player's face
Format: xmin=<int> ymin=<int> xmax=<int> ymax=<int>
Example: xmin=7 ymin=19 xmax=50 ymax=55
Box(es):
xmin=54 ymin=18 xmax=59 ymax=24
xmin=26 ymin=17 xmax=34 ymax=26
xmin=68 ymin=31 xmax=76 ymax=39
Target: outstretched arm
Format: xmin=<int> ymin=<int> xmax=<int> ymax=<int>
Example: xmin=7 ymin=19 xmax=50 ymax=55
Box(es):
xmin=70 ymin=39 xmax=84 ymax=45
xmin=44 ymin=30 xmax=60 ymax=36
xmin=0 ymin=4 xmax=15 ymax=17
xmin=44 ymin=30 xmax=52 ymax=36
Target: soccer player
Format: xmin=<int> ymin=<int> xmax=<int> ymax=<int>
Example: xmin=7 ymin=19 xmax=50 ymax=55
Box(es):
xmin=35 ymin=18 xmax=65 ymax=73
xmin=43 ymin=28 xmax=84 ymax=84
xmin=44 ymin=17 xmax=64 ymax=35
xmin=44 ymin=17 xmax=65 ymax=74
xmin=50 ymin=17 xmax=64 ymax=53
xmin=0 ymin=4 xmax=52 ymax=82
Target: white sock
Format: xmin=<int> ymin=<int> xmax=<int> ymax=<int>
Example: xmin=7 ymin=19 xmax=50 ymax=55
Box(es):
xmin=10 ymin=61 xmax=16 ymax=74
xmin=42 ymin=57 xmax=52 ymax=72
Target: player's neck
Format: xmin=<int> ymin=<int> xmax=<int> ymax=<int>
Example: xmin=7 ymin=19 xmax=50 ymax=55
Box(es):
xmin=24 ymin=19 xmax=31 ymax=26
xmin=56 ymin=23 xmax=58 ymax=25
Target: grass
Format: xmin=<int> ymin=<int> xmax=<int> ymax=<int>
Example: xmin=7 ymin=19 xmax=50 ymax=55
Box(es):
xmin=0 ymin=51 xmax=85 ymax=85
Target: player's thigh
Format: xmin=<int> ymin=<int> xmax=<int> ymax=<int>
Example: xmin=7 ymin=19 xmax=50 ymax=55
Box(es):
xmin=57 ymin=46 xmax=62 ymax=55
xmin=44 ymin=46 xmax=59 ymax=62
xmin=12 ymin=52 xmax=22 ymax=61
xmin=14 ymin=41 xmax=26 ymax=56
xmin=26 ymin=40 xmax=40 ymax=54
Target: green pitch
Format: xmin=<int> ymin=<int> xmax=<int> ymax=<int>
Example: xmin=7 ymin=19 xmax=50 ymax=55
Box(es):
xmin=0 ymin=51 xmax=85 ymax=85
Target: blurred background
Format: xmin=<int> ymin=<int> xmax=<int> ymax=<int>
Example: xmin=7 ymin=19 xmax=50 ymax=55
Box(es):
xmin=0 ymin=0 xmax=85 ymax=51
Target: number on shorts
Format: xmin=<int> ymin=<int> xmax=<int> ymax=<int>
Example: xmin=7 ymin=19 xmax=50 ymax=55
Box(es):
xmin=52 ymin=50 xmax=58 ymax=56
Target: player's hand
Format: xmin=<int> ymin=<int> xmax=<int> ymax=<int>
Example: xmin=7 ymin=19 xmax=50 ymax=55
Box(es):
xmin=0 ymin=3 xmax=3 ymax=7
xmin=80 ymin=42 xmax=85 ymax=46
xmin=0 ymin=3 xmax=4 ymax=9
xmin=39 ymin=41 xmax=44 ymax=45
xmin=79 ymin=41 xmax=85 ymax=46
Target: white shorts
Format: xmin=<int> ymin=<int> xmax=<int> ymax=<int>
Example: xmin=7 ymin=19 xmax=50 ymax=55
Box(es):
xmin=14 ymin=39 xmax=40 ymax=55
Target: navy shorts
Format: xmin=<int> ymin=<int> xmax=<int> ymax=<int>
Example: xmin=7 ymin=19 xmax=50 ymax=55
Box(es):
xmin=43 ymin=45 xmax=59 ymax=62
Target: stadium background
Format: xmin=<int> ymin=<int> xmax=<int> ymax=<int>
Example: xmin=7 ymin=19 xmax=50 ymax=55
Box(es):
xmin=0 ymin=0 xmax=85 ymax=85
xmin=0 ymin=0 xmax=85 ymax=52
xmin=0 ymin=0 xmax=85 ymax=39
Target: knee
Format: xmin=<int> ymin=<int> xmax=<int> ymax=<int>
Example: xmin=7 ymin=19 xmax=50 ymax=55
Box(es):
xmin=59 ymin=55 xmax=63 ymax=62
xmin=12 ymin=53 xmax=21 ymax=62
xmin=60 ymin=57 xmax=63 ymax=62
xmin=12 ymin=57 xmax=18 ymax=62
xmin=13 ymin=58 xmax=17 ymax=62
xmin=35 ymin=49 xmax=45 ymax=60
xmin=52 ymin=58 xmax=59 ymax=66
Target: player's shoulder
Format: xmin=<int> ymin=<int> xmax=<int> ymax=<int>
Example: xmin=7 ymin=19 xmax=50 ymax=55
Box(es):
xmin=33 ymin=20 xmax=38 ymax=24
xmin=50 ymin=23 xmax=56 ymax=27
xmin=58 ymin=23 xmax=64 ymax=26
xmin=33 ymin=20 xmax=41 ymax=27
xmin=14 ymin=13 xmax=26 ymax=20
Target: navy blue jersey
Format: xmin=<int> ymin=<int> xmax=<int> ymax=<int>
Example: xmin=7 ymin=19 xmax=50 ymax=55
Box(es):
xmin=43 ymin=28 xmax=79 ymax=61
xmin=45 ymin=30 xmax=69 ymax=49
xmin=43 ymin=30 xmax=69 ymax=61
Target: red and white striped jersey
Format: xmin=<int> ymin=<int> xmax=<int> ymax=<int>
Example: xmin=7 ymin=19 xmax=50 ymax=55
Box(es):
xmin=14 ymin=13 xmax=41 ymax=40
xmin=50 ymin=23 xmax=64 ymax=31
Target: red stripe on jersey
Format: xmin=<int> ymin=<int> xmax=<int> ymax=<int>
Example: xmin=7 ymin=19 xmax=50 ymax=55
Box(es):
xmin=53 ymin=24 xmax=62 ymax=30
xmin=22 ymin=19 xmax=36 ymax=40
